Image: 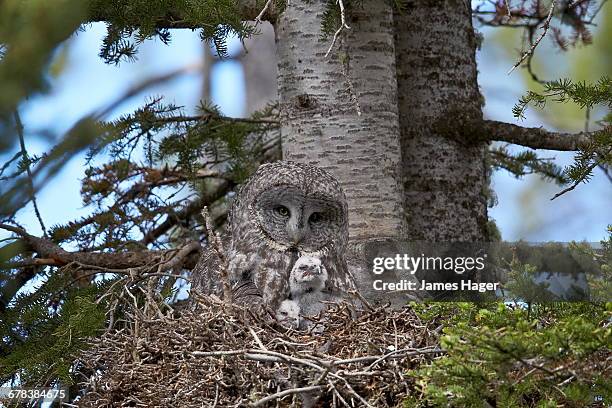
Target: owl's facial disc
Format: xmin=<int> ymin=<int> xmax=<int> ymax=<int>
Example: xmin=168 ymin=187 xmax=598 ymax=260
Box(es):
xmin=254 ymin=186 xmax=344 ymax=252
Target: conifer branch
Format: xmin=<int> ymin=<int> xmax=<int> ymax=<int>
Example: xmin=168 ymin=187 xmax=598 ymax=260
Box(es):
xmin=550 ymin=146 xmax=612 ymax=200
xmin=86 ymin=0 xmax=277 ymax=27
xmin=0 ymin=223 xmax=199 ymax=272
xmin=482 ymin=120 xmax=593 ymax=151
xmin=140 ymin=179 xmax=234 ymax=245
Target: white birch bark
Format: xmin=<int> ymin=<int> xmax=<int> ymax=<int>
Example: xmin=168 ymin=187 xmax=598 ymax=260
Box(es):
xmin=275 ymin=0 xmax=406 ymax=241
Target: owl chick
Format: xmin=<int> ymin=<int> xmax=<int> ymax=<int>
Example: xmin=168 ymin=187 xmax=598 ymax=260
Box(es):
xmin=289 ymin=255 xmax=330 ymax=320
xmin=275 ymin=299 xmax=301 ymax=329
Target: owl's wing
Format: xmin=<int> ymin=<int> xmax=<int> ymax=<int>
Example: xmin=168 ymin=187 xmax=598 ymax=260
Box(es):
xmin=191 ymin=229 xmax=235 ymax=296
xmin=231 ymin=280 xmax=264 ymax=308
xmin=191 ymin=245 xmax=223 ymax=296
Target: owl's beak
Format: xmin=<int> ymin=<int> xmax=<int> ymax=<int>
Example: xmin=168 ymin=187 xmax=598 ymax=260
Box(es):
xmin=287 ymin=224 xmax=307 ymax=245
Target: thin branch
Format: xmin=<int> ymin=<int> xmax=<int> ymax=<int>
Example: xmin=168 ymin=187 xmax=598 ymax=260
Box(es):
xmin=505 ymin=0 xmax=512 ymax=19
xmin=95 ymin=64 xmax=203 ymax=120
xmin=14 ymin=110 xmax=47 ymax=237
xmin=550 ymin=153 xmax=606 ymax=200
xmin=0 ymin=152 xmax=21 ymax=179
xmin=140 ymin=179 xmax=233 ymax=245
xmin=254 ymin=0 xmax=274 ymax=25
xmin=251 ymin=385 xmax=324 ymax=407
xmin=507 ymin=0 xmax=556 ymax=75
xmin=202 ymin=207 xmax=231 ymax=302
xmin=325 ymin=0 xmax=351 ymax=58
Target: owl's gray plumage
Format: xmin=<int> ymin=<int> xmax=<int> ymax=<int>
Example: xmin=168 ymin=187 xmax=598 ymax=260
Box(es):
xmin=289 ymin=255 xmax=340 ymax=332
xmin=193 ymin=161 xmax=355 ymax=309
xmin=275 ymin=299 xmax=301 ymax=329
xmin=289 ymin=255 xmax=329 ymax=316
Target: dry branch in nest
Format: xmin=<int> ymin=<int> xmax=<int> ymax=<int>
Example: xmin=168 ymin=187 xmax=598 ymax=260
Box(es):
xmin=76 ymin=292 xmax=441 ymax=407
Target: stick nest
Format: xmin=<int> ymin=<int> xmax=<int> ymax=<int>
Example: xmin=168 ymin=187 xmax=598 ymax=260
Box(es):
xmin=76 ymin=293 xmax=441 ymax=407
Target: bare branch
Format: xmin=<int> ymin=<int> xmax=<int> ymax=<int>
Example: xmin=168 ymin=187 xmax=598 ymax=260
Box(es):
xmin=0 ymin=152 xmax=21 ymax=180
xmin=254 ymin=0 xmax=274 ymax=25
xmin=14 ymin=110 xmax=47 ymax=237
xmin=202 ymin=207 xmax=231 ymax=302
xmin=325 ymin=0 xmax=351 ymax=58
xmin=482 ymin=120 xmax=592 ymax=151
xmin=140 ymin=179 xmax=233 ymax=245
xmin=251 ymin=386 xmax=325 ymax=407
xmin=507 ymin=0 xmax=556 ymax=75
xmin=0 ymin=223 xmax=198 ymax=271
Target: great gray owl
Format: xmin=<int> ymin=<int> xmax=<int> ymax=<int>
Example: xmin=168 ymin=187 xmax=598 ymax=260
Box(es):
xmin=193 ymin=161 xmax=355 ymax=309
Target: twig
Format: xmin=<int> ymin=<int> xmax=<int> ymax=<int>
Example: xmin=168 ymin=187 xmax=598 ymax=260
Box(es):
xmin=347 ymin=289 xmax=374 ymax=311
xmin=339 ymin=377 xmax=375 ymax=408
xmin=0 ymin=151 xmax=21 ymax=179
xmin=254 ymin=0 xmax=274 ymax=25
xmin=14 ymin=110 xmax=47 ymax=237
xmin=202 ymin=206 xmax=232 ymax=302
xmin=550 ymin=154 xmax=604 ymax=200
xmin=507 ymin=0 xmax=556 ymax=75
xmin=329 ymin=380 xmax=350 ymax=407
xmin=251 ymin=385 xmax=324 ymax=407
xmin=325 ymin=0 xmax=351 ymax=58
xmin=249 ymin=327 xmax=268 ymax=351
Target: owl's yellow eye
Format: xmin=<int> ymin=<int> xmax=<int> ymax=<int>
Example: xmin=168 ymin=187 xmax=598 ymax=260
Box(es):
xmin=274 ymin=206 xmax=290 ymax=217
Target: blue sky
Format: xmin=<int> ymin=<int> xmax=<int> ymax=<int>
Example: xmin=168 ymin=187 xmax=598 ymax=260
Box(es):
xmin=0 ymin=20 xmax=610 ymax=244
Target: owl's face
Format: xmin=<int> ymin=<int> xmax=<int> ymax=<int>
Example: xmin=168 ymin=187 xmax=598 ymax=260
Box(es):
xmin=290 ymin=255 xmax=328 ymax=294
xmin=253 ymin=185 xmax=345 ymax=252
xmin=276 ymin=299 xmax=300 ymax=329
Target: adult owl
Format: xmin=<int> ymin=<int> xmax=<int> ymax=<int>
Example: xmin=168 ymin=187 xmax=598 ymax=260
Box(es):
xmin=193 ymin=161 xmax=355 ymax=309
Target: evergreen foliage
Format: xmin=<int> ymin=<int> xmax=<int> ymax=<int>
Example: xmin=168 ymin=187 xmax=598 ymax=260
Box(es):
xmin=490 ymin=145 xmax=567 ymax=185
xmin=87 ymin=0 xmax=257 ymax=62
xmin=407 ymin=302 xmax=611 ymax=407
xmin=513 ymin=77 xmax=612 ymax=196
xmin=513 ymin=77 xmax=612 ymax=120
xmin=1 ymin=272 xmax=107 ymax=386
xmin=0 ymin=0 xmax=610 ymax=404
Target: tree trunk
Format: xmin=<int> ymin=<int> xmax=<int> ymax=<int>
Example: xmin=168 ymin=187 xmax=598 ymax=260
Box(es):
xmin=395 ymin=0 xmax=489 ymax=242
xmin=273 ymin=0 xmax=490 ymax=301
xmin=275 ymin=0 xmax=406 ymax=241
